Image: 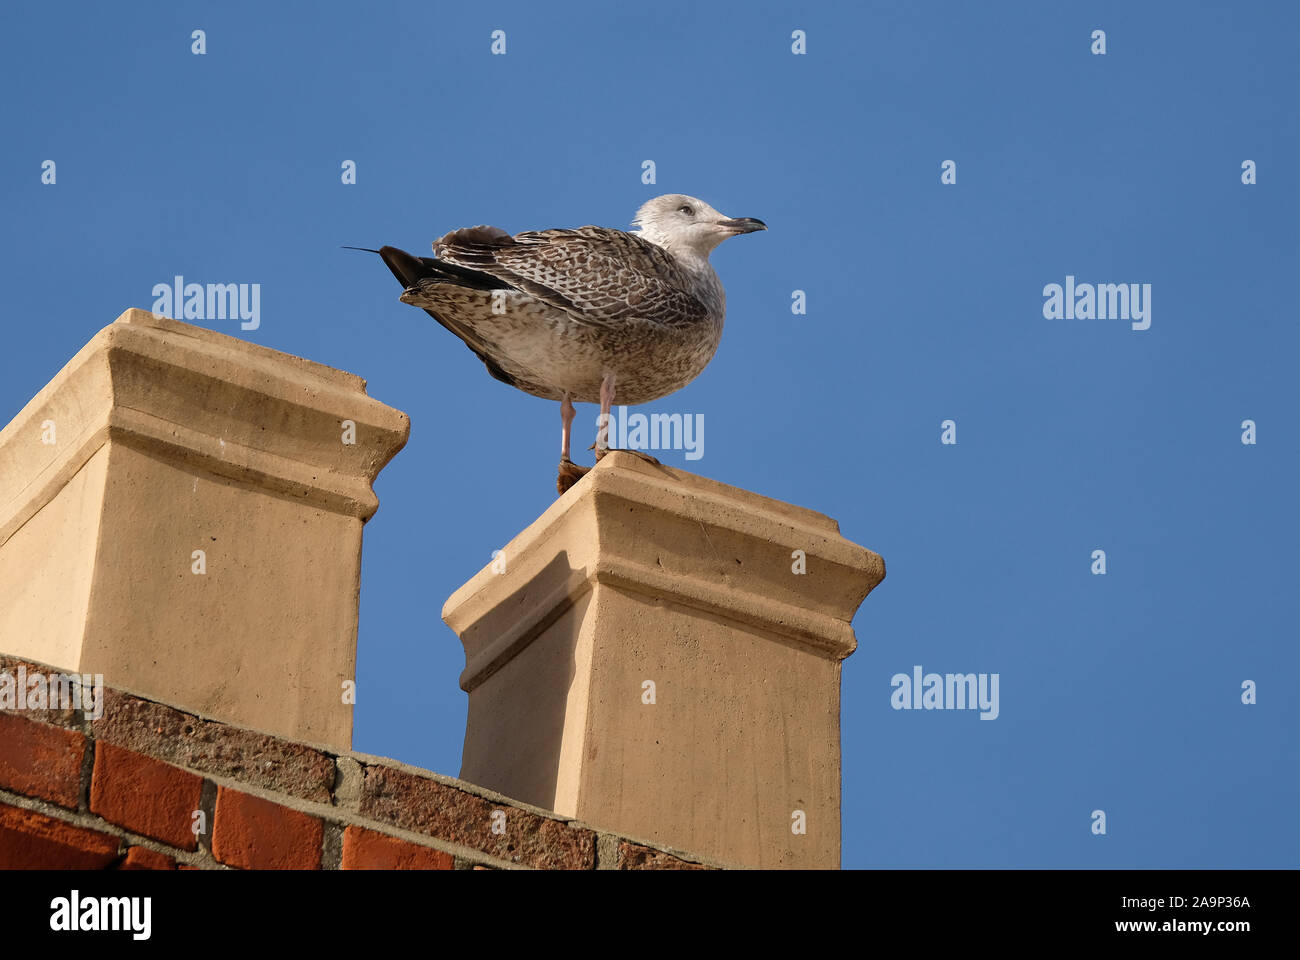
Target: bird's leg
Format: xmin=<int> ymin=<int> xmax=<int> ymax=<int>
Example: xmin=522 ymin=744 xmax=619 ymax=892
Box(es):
xmin=592 ymin=373 xmax=660 ymax=465
xmin=557 ymin=395 xmax=589 ymax=494
xmin=561 ymin=395 xmax=575 ymax=462
xmin=593 ymin=373 xmax=615 ymax=460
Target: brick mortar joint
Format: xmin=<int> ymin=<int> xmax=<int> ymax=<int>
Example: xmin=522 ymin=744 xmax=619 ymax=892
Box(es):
xmin=321 ymin=821 xmax=344 ymax=870
xmin=77 ymin=733 xmax=95 ymax=815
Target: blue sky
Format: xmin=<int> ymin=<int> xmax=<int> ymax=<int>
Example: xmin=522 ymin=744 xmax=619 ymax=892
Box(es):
xmin=2 ymin=1 xmax=1296 ymax=868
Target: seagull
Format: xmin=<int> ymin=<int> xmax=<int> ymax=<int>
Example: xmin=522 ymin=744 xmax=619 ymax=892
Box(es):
xmin=354 ymin=194 xmax=766 ymax=493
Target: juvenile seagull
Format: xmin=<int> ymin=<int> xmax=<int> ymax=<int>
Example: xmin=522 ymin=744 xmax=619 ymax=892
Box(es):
xmin=360 ymin=194 xmax=766 ymax=493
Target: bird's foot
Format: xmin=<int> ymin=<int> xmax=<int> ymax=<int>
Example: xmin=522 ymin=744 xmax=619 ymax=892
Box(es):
xmin=557 ymin=457 xmax=590 ymax=495
xmin=589 ymin=444 xmax=661 ymax=466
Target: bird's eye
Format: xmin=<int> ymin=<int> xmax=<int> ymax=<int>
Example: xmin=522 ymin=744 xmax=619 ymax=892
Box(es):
xmin=678 ymin=205 xmax=694 ymax=216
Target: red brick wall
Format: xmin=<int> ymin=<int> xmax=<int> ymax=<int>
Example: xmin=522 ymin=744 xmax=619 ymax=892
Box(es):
xmin=0 ymin=655 xmax=715 ymax=870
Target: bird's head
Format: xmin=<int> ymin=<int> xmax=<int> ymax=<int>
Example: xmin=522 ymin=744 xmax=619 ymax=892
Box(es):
xmin=632 ymin=194 xmax=766 ymax=259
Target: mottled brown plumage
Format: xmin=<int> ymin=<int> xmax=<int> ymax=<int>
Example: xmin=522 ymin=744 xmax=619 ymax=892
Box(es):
xmin=363 ymin=194 xmax=765 ymax=491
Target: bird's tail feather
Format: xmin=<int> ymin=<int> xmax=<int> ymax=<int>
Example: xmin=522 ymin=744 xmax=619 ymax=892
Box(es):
xmin=346 ymin=244 xmax=523 ymax=390
xmin=344 ymin=244 xmax=503 ymax=292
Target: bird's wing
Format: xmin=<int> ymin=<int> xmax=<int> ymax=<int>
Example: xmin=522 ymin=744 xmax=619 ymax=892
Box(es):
xmin=433 ymin=226 xmax=710 ymax=329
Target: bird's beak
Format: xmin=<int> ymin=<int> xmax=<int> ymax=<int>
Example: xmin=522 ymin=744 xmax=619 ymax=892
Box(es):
xmin=716 ymin=217 xmax=767 ymax=235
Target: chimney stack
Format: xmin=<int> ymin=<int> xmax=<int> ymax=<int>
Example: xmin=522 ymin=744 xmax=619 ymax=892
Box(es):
xmin=443 ymin=452 xmax=884 ymax=868
xmin=0 ymin=310 xmax=409 ymax=749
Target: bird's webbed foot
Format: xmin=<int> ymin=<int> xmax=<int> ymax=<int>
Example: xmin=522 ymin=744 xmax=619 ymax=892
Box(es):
xmin=557 ymin=457 xmax=591 ymax=495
